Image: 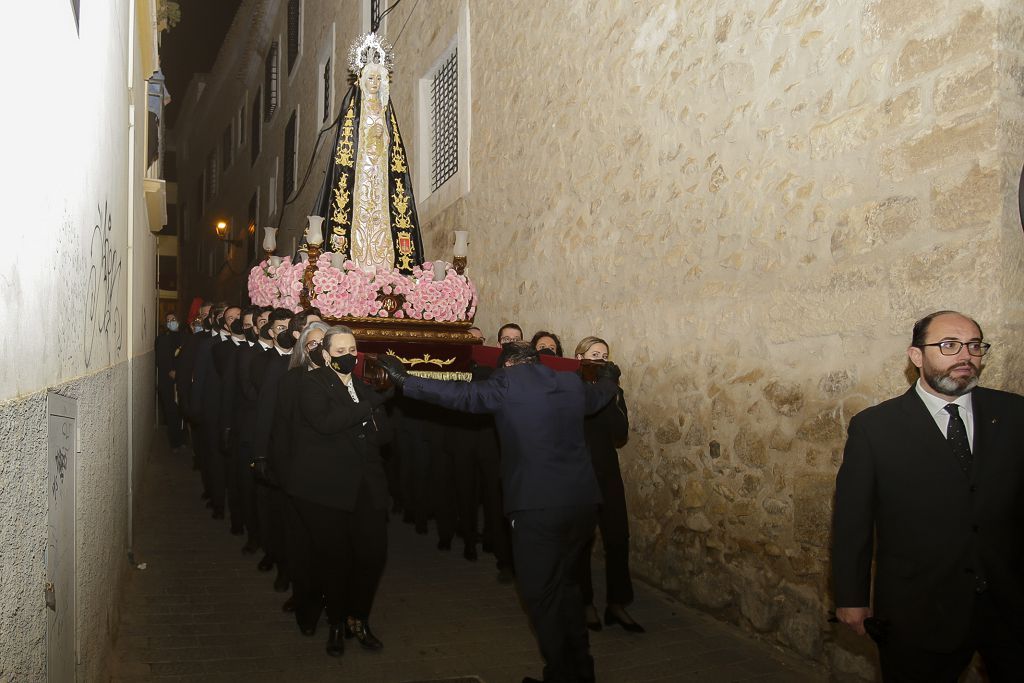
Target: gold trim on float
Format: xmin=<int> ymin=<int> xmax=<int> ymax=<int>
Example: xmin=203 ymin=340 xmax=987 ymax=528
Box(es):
xmin=387 ymin=351 xmax=456 ymax=367
xmin=409 ymin=370 xmax=471 ymax=382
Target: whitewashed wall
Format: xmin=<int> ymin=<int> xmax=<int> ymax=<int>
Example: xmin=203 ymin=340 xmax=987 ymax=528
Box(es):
xmin=0 ymin=0 xmax=158 ymax=679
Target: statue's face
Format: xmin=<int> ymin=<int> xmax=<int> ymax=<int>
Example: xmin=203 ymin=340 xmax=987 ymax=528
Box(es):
xmin=365 ymin=70 xmax=382 ymax=96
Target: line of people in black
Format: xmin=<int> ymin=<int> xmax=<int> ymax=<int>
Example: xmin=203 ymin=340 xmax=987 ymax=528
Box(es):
xmin=152 ymin=303 xmax=645 ymax=672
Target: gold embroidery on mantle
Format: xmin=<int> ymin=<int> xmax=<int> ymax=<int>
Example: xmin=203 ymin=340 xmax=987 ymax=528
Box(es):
xmin=389 ymin=109 xmax=408 ymax=174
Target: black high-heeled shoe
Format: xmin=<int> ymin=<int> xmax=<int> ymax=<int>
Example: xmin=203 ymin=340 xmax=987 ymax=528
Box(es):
xmin=326 ymin=624 xmax=344 ymax=657
xmin=604 ymin=605 xmax=646 ymax=633
xmin=345 ymin=618 xmax=383 ymax=650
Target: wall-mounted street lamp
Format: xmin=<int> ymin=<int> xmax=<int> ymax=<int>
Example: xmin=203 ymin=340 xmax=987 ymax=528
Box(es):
xmin=215 ymin=219 xmax=243 ymax=245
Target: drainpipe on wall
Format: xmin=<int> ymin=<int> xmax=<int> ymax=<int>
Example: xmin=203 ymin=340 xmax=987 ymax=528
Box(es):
xmin=125 ymin=0 xmax=137 ymax=566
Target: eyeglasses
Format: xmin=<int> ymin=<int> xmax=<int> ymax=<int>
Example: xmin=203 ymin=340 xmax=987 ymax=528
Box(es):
xmin=499 ymin=336 xmax=519 ymax=344
xmin=306 ymin=340 xmax=321 ymax=351
xmin=918 ymin=340 xmax=991 ymax=357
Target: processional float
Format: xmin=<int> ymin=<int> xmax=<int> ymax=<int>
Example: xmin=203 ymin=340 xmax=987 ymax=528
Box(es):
xmin=248 ymin=33 xmax=480 ymax=380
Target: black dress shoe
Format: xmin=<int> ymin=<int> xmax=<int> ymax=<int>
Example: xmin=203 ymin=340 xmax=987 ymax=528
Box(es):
xmin=463 ymin=544 xmax=478 ymax=562
xmin=229 ymin=523 xmax=244 ymax=536
xmin=497 ymin=566 xmax=515 ymax=584
xmin=481 ymin=540 xmax=493 ymax=554
xmin=522 ymin=677 xmax=543 ymax=683
xmin=211 ymin=507 xmax=225 ymax=520
xmin=200 ymin=490 xmax=211 ymax=500
xmin=299 ymin=623 xmax=317 ymax=637
xmin=257 ymin=554 xmax=274 ymax=572
xmin=282 ymin=596 xmax=295 ymax=612
xmin=345 ymin=618 xmax=383 ymax=650
xmin=273 ymin=569 xmax=289 ymax=593
xmin=402 ymin=510 xmax=415 ymax=524
xmin=241 ymin=541 xmax=259 ymax=555
xmin=326 ymin=624 xmax=344 ymax=657
xmin=585 ymin=605 xmax=602 ymax=632
xmin=604 ymin=606 xmax=646 ymax=633
xmin=437 ymin=538 xmax=452 ymax=551
xmin=204 ymin=499 xmax=215 ymax=509
xmin=415 ymin=521 xmax=428 ymax=535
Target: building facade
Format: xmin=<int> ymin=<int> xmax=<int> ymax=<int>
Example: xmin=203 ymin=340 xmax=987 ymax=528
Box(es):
xmin=173 ymin=0 xmax=1024 ymax=677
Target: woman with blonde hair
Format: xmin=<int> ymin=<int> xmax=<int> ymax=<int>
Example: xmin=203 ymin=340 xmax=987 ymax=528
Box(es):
xmin=575 ymin=335 xmax=644 ymax=633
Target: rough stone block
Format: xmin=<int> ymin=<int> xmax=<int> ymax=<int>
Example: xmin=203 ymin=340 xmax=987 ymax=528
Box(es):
xmin=793 ymin=473 xmax=836 ymax=547
xmin=934 ymin=61 xmax=996 ymax=114
xmin=893 ymin=8 xmax=993 ymax=84
xmin=883 ymin=113 xmax=996 ymax=178
xmin=931 ymin=163 xmax=1000 ymax=231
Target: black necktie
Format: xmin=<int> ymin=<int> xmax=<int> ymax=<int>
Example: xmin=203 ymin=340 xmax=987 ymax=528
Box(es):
xmin=944 ymin=404 xmax=972 ymax=473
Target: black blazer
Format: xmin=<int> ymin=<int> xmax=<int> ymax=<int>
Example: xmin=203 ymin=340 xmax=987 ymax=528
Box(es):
xmin=832 ymin=385 xmax=1024 ymax=651
xmin=403 ymin=363 xmax=617 ymax=514
xmin=584 ymin=386 xmax=629 ymax=487
xmin=252 ymin=350 xmax=291 ymax=464
xmin=288 ymin=366 xmax=391 ymax=511
xmin=189 ymin=333 xmax=224 ymax=426
xmin=154 ymin=330 xmax=182 ymax=387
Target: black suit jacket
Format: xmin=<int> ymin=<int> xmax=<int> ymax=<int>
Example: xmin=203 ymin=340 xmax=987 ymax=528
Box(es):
xmin=155 ymin=330 xmax=182 ymax=388
xmin=403 ymin=363 xmax=616 ymax=514
xmin=189 ymin=333 xmax=225 ymax=427
xmin=288 ymin=367 xmax=390 ymax=511
xmin=252 ymin=350 xmax=291 ymax=464
xmin=832 ymin=385 xmax=1024 ymax=651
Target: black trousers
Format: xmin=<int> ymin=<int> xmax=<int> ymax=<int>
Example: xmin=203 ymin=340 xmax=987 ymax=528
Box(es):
xmin=580 ymin=471 xmax=633 ymax=606
xmin=878 ymin=591 xmax=1024 ymax=682
xmin=194 ymin=421 xmax=226 ymax=508
xmin=226 ymin=434 xmax=245 ymax=529
xmin=234 ymin=440 xmax=259 ymax=545
xmin=157 ymin=382 xmax=184 ymax=448
xmin=479 ymin=446 xmax=513 ymax=570
xmin=434 ymin=437 xmax=480 ymax=545
xmin=510 ymin=505 xmax=597 ymax=683
xmin=291 ymin=483 xmax=388 ymax=625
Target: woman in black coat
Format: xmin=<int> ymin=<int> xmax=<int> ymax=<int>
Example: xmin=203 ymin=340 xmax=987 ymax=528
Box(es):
xmin=575 ymin=336 xmax=644 ymax=633
xmin=288 ymin=325 xmax=392 ymax=657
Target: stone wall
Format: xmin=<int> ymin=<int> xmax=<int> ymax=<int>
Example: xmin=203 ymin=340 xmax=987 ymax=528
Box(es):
xmin=384 ymin=0 xmax=1024 ymax=675
xmin=175 ymin=0 xmax=1024 ymax=675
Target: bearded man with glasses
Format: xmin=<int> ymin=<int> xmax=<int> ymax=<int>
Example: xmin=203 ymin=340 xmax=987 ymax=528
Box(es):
xmin=832 ymin=310 xmax=1024 ymax=681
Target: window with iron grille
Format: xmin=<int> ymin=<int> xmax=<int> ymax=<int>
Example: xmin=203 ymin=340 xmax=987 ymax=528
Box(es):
xmin=247 ymin=190 xmax=259 ymax=259
xmin=429 ymin=48 xmax=458 ymax=192
xmin=322 ymin=58 xmax=332 ymax=123
xmin=264 ymin=42 xmax=279 ymax=120
xmin=205 ymin=151 xmax=217 ymax=201
xmin=283 ymin=111 xmax=297 ymax=198
xmin=251 ymin=89 xmax=263 ymax=165
xmin=221 ymin=124 xmax=233 ymax=169
xmin=237 ymin=101 xmax=246 ymax=148
xmin=287 ymin=0 xmax=301 ymax=73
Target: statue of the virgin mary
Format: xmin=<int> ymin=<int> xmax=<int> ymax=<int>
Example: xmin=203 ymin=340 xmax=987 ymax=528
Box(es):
xmin=312 ymin=33 xmax=424 ymax=274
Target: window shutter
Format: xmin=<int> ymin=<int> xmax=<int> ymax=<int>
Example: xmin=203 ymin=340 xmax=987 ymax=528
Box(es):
xmin=287 ymin=0 xmax=301 ymax=72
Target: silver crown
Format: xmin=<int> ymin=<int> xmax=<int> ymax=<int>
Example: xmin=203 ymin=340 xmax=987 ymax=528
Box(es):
xmin=348 ymin=32 xmax=394 ymax=74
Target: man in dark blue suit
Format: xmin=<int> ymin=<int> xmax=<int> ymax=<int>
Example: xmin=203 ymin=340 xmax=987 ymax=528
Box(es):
xmin=380 ymin=344 xmax=620 ymax=683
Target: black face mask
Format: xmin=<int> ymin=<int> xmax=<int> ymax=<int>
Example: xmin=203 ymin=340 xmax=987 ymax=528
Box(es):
xmin=537 ymin=348 xmax=557 ymax=356
xmin=244 ymin=327 xmax=258 ymax=343
xmin=307 ymin=345 xmax=325 ymax=367
xmin=329 ymin=353 xmax=357 ymax=375
xmin=276 ymin=330 xmax=296 ymax=349
xmin=230 ymin=319 xmax=244 ymax=335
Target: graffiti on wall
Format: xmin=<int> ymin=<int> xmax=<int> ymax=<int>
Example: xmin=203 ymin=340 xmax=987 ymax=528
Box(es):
xmin=83 ymin=201 xmax=123 ymax=368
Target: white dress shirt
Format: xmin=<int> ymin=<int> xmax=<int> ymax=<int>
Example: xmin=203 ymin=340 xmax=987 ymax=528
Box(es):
xmin=915 ymin=379 xmax=975 ymax=450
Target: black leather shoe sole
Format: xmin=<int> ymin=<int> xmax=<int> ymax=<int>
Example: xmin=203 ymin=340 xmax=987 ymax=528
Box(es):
xmin=257 ymin=555 xmax=274 ymax=572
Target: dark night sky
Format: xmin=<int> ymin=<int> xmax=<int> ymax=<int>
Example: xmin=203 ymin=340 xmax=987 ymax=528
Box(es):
xmin=161 ymin=0 xmax=242 ymax=128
